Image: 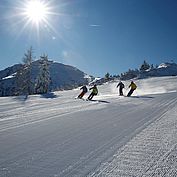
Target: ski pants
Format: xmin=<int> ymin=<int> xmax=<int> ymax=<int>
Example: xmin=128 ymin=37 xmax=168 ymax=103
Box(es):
xmin=119 ymin=88 xmax=123 ymax=96
xmin=78 ymin=91 xmax=86 ymax=98
xmin=127 ymin=89 xmax=135 ymax=97
xmin=88 ymin=93 xmax=96 ymax=100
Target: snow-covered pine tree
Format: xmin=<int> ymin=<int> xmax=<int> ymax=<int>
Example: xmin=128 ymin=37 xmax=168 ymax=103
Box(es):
xmin=140 ymin=60 xmax=150 ymax=71
xmin=105 ymin=72 xmax=110 ymax=81
xmin=23 ymin=47 xmax=34 ymax=96
xmin=150 ymin=64 xmax=154 ymax=69
xmin=35 ymin=54 xmax=50 ymax=94
xmin=16 ymin=47 xmax=34 ymax=97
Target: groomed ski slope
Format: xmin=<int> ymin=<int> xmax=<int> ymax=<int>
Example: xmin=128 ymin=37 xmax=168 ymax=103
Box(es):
xmin=0 ymin=76 xmax=177 ymax=177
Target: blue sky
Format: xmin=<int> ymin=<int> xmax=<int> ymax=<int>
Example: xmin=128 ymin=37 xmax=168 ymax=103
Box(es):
xmin=1 ymin=0 xmax=177 ymax=77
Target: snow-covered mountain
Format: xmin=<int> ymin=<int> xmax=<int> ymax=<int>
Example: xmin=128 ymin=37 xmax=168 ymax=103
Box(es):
xmin=0 ymin=76 xmax=177 ymax=176
xmin=138 ymin=62 xmax=177 ymax=78
xmin=0 ymin=60 xmax=93 ymax=96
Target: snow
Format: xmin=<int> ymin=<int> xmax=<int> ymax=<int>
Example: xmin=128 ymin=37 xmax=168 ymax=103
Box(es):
xmin=2 ymin=74 xmax=15 ymax=80
xmin=0 ymin=76 xmax=177 ymax=177
xmin=158 ymin=63 xmax=168 ymax=68
xmin=89 ymin=94 xmax=177 ymax=177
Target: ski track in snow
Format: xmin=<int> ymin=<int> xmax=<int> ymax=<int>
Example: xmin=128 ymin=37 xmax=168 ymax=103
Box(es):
xmin=56 ymin=96 xmax=177 ymax=177
xmin=0 ymin=94 xmax=106 ymax=132
xmin=89 ymin=96 xmax=177 ymax=177
xmin=0 ymin=76 xmax=177 ymax=177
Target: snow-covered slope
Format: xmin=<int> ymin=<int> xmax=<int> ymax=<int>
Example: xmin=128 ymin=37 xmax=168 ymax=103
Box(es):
xmin=0 ymin=76 xmax=177 ymax=177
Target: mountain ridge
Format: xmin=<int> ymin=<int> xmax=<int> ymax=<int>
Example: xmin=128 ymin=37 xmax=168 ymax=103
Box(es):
xmin=137 ymin=62 xmax=177 ymax=79
xmin=0 ymin=60 xmax=93 ymax=96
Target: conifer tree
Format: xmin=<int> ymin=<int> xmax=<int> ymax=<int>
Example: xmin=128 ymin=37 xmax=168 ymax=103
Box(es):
xmin=105 ymin=72 xmax=110 ymax=81
xmin=140 ymin=60 xmax=150 ymax=71
xmin=16 ymin=47 xmax=34 ymax=97
xmin=23 ymin=47 xmax=34 ymax=96
xmin=151 ymin=64 xmax=154 ymax=69
xmin=35 ymin=54 xmax=50 ymax=94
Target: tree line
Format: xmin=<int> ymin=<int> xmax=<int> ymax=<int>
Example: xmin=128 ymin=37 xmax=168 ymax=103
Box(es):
xmin=104 ymin=60 xmax=157 ymax=81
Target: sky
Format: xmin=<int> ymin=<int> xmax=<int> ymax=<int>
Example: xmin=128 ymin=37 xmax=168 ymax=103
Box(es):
xmin=0 ymin=0 xmax=177 ymax=77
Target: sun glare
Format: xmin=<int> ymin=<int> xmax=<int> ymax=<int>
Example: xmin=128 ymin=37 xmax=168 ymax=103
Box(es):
xmin=12 ymin=0 xmax=63 ymax=40
xmin=24 ymin=0 xmax=49 ymax=24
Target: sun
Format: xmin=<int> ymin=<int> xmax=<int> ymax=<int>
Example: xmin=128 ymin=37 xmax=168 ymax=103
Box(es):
xmin=11 ymin=0 xmax=65 ymax=40
xmin=24 ymin=0 xmax=49 ymax=25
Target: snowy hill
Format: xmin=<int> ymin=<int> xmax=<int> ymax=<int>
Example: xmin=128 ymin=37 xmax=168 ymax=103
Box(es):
xmin=119 ymin=62 xmax=177 ymax=81
xmin=0 ymin=60 xmax=93 ymax=96
xmin=0 ymin=76 xmax=177 ymax=176
xmin=138 ymin=62 xmax=177 ymax=78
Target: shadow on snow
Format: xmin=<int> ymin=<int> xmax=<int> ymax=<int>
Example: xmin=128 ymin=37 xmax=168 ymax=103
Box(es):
xmin=89 ymin=99 xmax=110 ymax=103
xmin=40 ymin=92 xmax=58 ymax=99
xmin=130 ymin=95 xmax=154 ymax=99
xmin=13 ymin=95 xmax=29 ymax=102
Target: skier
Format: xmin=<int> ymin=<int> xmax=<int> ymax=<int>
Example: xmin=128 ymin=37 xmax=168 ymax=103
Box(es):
xmin=87 ymin=84 xmax=98 ymax=100
xmin=127 ymin=81 xmax=137 ymax=97
xmin=77 ymin=85 xmax=88 ymax=99
xmin=117 ymin=81 xmax=125 ymax=96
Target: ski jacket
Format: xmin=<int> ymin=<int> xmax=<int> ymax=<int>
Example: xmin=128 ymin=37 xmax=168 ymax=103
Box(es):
xmin=81 ymin=86 xmax=88 ymax=93
xmin=129 ymin=82 xmax=137 ymax=90
xmin=90 ymin=86 xmax=98 ymax=95
xmin=117 ymin=82 xmax=124 ymax=89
